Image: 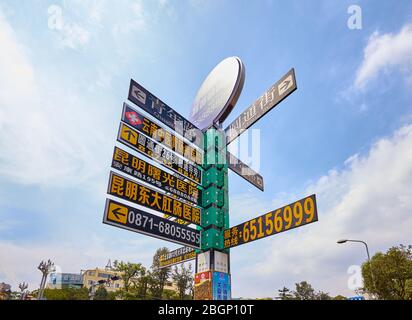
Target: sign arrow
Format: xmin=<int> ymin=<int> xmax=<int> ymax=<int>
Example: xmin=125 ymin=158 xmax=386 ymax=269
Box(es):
xmin=111 ymin=207 xmax=126 ymax=220
xmin=124 ymin=129 xmax=136 ymax=141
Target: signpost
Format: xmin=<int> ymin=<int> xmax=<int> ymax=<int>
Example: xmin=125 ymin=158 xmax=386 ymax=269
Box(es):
xmin=128 ymin=79 xmax=203 ymax=148
xmin=111 ymin=146 xmax=201 ymax=205
xmin=225 ymin=68 xmax=297 ymax=145
xmin=107 ymin=171 xmax=202 ymax=226
xmin=227 ymin=151 xmax=264 ymax=191
xmin=102 ymin=58 xmax=319 ymax=301
xmin=159 ymin=247 xmax=196 ymax=269
xmin=223 ymin=195 xmax=318 ymax=249
xmin=103 ymin=199 xmax=201 ymax=248
xmin=122 ymin=103 xmax=203 ymax=165
xmin=117 ymin=122 xmax=202 ymax=185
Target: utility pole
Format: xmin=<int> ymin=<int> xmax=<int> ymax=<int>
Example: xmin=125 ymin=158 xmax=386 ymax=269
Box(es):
xmin=37 ymin=260 xmax=55 ymax=300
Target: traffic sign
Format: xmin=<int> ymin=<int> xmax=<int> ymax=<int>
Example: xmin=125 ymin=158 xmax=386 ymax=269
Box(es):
xmin=223 ymin=194 xmax=318 ymax=249
xmin=112 ymin=147 xmax=202 ymax=206
xmin=225 ymin=68 xmax=297 ymax=145
xmin=107 ymin=171 xmax=202 ymax=226
xmin=128 ymin=79 xmax=203 ymax=148
xmin=190 ymin=57 xmax=245 ymax=130
xmin=227 ymin=152 xmax=264 ymax=191
xmin=117 ymin=122 xmax=202 ymax=185
xmin=122 ymin=103 xmax=203 ymax=165
xmin=159 ymin=247 xmax=196 ymax=269
xmin=103 ymin=199 xmax=201 ymax=249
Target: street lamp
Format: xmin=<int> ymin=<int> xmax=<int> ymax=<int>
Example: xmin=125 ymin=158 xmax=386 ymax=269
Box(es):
xmin=337 ymin=239 xmax=376 ymax=298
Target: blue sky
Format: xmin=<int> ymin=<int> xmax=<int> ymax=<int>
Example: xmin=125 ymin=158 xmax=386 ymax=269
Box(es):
xmin=1 ymin=0 xmax=412 ymax=298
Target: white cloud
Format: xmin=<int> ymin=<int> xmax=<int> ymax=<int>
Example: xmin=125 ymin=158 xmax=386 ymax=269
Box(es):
xmin=355 ymin=23 xmax=412 ymax=89
xmin=0 ymin=9 xmax=110 ymax=189
xmin=231 ymin=124 xmax=412 ymax=298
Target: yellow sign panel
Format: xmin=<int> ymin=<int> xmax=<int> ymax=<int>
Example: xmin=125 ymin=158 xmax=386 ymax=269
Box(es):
xmin=107 ymin=202 xmax=128 ymax=224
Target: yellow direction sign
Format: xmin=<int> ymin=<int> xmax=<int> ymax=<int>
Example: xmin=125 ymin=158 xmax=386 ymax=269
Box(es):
xmin=107 ymin=201 xmax=128 ymax=224
xmin=159 ymin=247 xmax=196 ymax=269
xmin=117 ymin=123 xmax=202 ymax=185
xmin=112 ymin=147 xmax=202 ymax=206
xmin=107 ymin=171 xmax=201 ymax=226
xmin=122 ymin=103 xmax=203 ymax=165
xmin=224 ymin=194 xmax=318 ymax=249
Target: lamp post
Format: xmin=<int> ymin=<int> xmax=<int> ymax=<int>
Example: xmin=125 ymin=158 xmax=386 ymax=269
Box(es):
xmin=37 ymin=259 xmax=55 ymax=300
xmin=337 ymin=239 xmax=376 ymax=298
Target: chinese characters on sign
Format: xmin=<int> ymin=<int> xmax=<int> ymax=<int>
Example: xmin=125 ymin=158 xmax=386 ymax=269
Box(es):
xmin=128 ymin=79 xmax=203 ymax=148
xmin=122 ymin=103 xmax=203 ymax=165
xmin=103 ymin=199 xmax=201 ymax=248
xmin=227 ymin=152 xmax=264 ymax=191
xmin=117 ymin=122 xmax=202 ymax=184
xmin=112 ymin=147 xmax=201 ymax=205
xmin=107 ymin=172 xmax=202 ymax=226
xmin=225 ymin=68 xmax=297 ymax=145
xmin=224 ymin=194 xmax=318 ymax=249
xmin=159 ymin=247 xmax=196 ymax=269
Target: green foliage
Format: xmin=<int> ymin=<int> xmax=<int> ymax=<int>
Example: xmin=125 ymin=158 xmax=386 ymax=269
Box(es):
xmin=362 ymin=244 xmax=412 ymax=300
xmin=277 ymin=282 xmax=332 ymax=300
xmin=293 ymin=281 xmax=316 ymax=300
xmin=172 ymin=264 xmax=193 ymax=300
xmin=333 ymin=295 xmax=348 ymax=300
xmin=150 ymin=247 xmax=171 ymax=300
xmin=277 ymin=287 xmax=294 ymax=300
xmin=93 ymin=285 xmax=109 ymax=300
xmin=113 ymin=260 xmax=144 ymax=293
xmin=43 ymin=288 xmax=89 ymax=300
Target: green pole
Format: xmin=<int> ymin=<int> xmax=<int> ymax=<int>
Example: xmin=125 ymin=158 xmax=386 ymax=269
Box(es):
xmin=194 ymin=125 xmax=230 ymax=300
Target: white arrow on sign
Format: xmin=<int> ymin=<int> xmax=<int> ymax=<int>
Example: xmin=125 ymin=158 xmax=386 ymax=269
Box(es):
xmin=278 ymin=74 xmax=294 ymax=96
xmin=131 ymin=85 xmax=147 ymax=105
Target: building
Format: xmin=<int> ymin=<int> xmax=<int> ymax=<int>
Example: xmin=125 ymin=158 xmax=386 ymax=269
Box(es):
xmin=47 ymin=273 xmax=83 ymax=289
xmin=81 ymin=268 xmax=124 ymax=292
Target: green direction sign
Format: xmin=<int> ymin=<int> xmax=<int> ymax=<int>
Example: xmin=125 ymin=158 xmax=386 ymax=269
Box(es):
xmin=224 ymin=194 xmax=318 ymax=249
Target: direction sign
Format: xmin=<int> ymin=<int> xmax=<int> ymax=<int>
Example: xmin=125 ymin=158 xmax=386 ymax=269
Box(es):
xmin=190 ymin=57 xmax=245 ymax=130
xmin=117 ymin=122 xmax=202 ymax=185
xmin=227 ymin=152 xmax=264 ymax=191
xmin=107 ymin=171 xmax=202 ymax=226
xmin=128 ymin=79 xmax=203 ymax=148
xmin=223 ymin=194 xmax=318 ymax=249
xmin=225 ymin=68 xmax=297 ymax=145
xmin=122 ymin=103 xmax=203 ymax=165
xmin=103 ymin=199 xmax=201 ymax=249
xmin=159 ymin=247 xmax=196 ymax=269
xmin=112 ymin=147 xmax=202 ymax=205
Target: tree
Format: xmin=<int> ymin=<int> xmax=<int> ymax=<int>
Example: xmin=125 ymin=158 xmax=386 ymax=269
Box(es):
xmin=94 ymin=286 xmax=109 ymax=300
xmin=150 ymin=247 xmax=172 ymax=300
xmin=334 ymin=295 xmax=347 ymax=300
xmin=43 ymin=288 xmax=89 ymax=300
xmin=172 ymin=264 xmax=193 ymax=300
xmin=316 ymin=291 xmax=332 ymax=300
xmin=362 ymin=244 xmax=412 ymax=300
xmin=293 ymin=281 xmax=316 ymax=300
xmin=113 ymin=260 xmax=144 ymax=293
xmin=277 ymin=287 xmax=294 ymax=300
